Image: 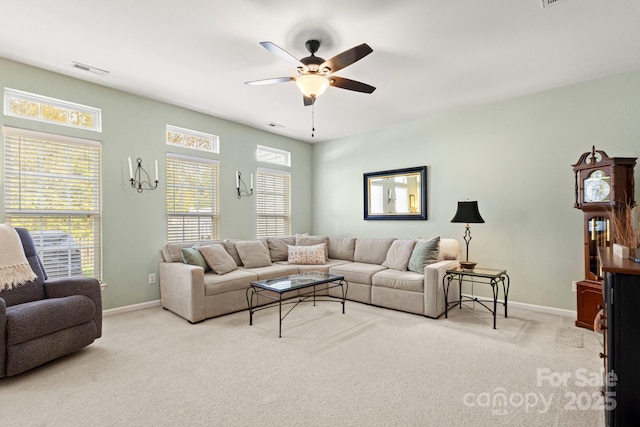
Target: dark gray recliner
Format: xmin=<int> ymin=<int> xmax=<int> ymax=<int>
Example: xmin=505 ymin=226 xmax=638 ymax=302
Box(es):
xmin=0 ymin=227 xmax=102 ymax=378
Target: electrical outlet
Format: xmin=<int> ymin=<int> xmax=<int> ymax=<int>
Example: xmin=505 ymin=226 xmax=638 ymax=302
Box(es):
xmin=572 ymin=281 xmax=577 ymax=292
xmin=148 ymin=273 xmax=156 ymax=284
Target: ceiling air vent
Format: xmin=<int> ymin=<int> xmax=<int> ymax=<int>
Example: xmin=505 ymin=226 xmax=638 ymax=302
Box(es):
xmin=72 ymin=62 xmax=109 ymax=76
xmin=540 ymin=0 xmax=562 ymax=7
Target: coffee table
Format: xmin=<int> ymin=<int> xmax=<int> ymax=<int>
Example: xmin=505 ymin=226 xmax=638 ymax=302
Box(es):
xmin=246 ymin=272 xmax=348 ymax=337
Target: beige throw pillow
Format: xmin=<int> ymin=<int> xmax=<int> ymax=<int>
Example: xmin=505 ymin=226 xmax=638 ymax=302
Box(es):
xmin=295 ymin=234 xmax=329 ymax=260
xmin=288 ymin=244 xmax=327 ymax=265
xmin=235 ymin=241 xmax=272 ymax=268
xmin=199 ymin=244 xmax=237 ymax=275
xmin=382 ymin=239 xmax=417 ymax=271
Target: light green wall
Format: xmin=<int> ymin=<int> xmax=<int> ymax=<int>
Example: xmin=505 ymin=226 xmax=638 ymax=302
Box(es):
xmin=0 ymin=58 xmax=313 ymax=310
xmin=3 ymin=56 xmax=640 ymax=312
xmin=312 ymin=70 xmax=640 ymax=311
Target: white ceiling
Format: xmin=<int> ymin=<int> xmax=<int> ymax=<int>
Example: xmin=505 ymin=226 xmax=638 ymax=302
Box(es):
xmin=1 ymin=0 xmax=640 ymax=143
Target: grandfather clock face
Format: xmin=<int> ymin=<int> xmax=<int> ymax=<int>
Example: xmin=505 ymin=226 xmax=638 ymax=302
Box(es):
xmin=583 ymin=170 xmax=611 ymax=203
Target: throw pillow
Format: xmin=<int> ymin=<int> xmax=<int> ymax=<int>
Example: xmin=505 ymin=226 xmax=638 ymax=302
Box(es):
xmin=199 ymin=244 xmax=237 ymax=275
xmin=235 ymin=241 xmax=272 ymax=268
xmin=408 ymin=236 xmax=440 ymax=274
xmin=295 ymin=234 xmax=329 ymax=260
xmin=267 ymin=236 xmax=296 ymax=262
xmin=288 ymin=244 xmax=326 ymax=265
xmin=181 ymin=245 xmax=210 ymax=272
xmin=382 ymin=239 xmax=417 ymax=271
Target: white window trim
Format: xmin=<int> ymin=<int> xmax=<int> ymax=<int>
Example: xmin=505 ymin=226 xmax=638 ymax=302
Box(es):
xmin=256 ymin=144 xmax=291 ymax=167
xmin=166 ymin=124 xmax=219 ymax=154
xmin=3 ymin=87 xmax=102 ymax=132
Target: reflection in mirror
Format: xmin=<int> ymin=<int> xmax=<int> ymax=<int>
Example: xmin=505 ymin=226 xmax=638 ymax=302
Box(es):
xmin=364 ymin=166 xmax=427 ymax=220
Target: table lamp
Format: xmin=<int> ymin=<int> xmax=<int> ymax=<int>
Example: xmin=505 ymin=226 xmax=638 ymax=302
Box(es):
xmin=451 ymin=201 xmax=485 ymax=270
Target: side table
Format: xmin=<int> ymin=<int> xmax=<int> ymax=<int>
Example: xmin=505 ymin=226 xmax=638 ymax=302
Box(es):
xmin=443 ymin=267 xmax=510 ymax=329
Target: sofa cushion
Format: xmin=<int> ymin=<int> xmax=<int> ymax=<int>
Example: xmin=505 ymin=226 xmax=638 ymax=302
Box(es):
xmin=328 ymin=237 xmax=356 ymax=261
xmin=266 ymin=236 xmax=296 ymax=262
xmin=235 ymin=241 xmax=272 ymax=268
xmin=0 ymin=281 xmax=46 ymax=308
xmin=181 ymin=245 xmax=210 ymax=271
xmin=329 ymin=262 xmax=387 ymax=285
xmin=241 ymin=264 xmax=299 ymax=281
xmin=5 ymin=295 xmax=96 ymax=345
xmin=408 ymin=236 xmax=440 ymax=273
xmin=354 ymin=238 xmax=396 ymax=265
xmin=162 ymin=240 xmax=222 ymax=263
xmin=372 ymin=269 xmax=424 ymax=293
xmin=295 ymin=235 xmax=329 ymax=260
xmin=279 ymin=258 xmax=350 ymax=273
xmin=199 ymin=244 xmax=237 ymax=275
xmin=204 ymin=269 xmax=257 ymax=296
xmin=288 ymin=244 xmax=326 ymax=265
xmin=382 ymin=239 xmax=416 ymax=271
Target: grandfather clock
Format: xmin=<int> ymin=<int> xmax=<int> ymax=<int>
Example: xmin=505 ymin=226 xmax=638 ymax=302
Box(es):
xmin=572 ymin=146 xmax=636 ymax=330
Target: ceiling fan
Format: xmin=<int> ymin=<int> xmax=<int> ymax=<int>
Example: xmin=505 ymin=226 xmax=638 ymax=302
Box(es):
xmin=245 ymin=39 xmax=376 ymax=106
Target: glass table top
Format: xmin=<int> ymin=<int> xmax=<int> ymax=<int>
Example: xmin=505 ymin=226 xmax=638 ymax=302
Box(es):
xmin=250 ymin=272 xmax=345 ymax=293
xmin=446 ymin=267 xmax=507 ymax=278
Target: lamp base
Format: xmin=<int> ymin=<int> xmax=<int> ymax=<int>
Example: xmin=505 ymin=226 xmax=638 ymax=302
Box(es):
xmin=459 ymin=261 xmax=477 ymax=270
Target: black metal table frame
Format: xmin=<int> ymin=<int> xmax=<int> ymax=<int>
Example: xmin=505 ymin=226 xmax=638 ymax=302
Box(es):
xmin=246 ymin=277 xmax=348 ymax=337
xmin=443 ymin=269 xmax=510 ymax=329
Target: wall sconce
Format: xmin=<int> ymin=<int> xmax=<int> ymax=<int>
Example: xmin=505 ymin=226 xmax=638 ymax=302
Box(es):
xmin=129 ymin=157 xmax=158 ymax=193
xmin=236 ymin=171 xmax=253 ymax=199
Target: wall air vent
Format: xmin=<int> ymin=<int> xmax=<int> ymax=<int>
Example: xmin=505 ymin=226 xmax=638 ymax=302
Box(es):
xmin=72 ymin=62 xmax=109 ymax=76
xmin=540 ymin=0 xmax=562 ymax=7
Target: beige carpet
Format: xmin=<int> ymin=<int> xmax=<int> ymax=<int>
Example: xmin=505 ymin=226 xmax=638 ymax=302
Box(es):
xmin=1 ymin=301 xmax=605 ymax=426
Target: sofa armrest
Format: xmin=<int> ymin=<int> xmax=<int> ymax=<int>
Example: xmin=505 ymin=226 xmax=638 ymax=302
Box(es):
xmin=0 ymin=297 xmax=6 ymax=378
xmin=44 ymin=277 xmax=102 ymax=338
xmin=423 ymin=260 xmax=460 ymax=318
xmin=159 ymin=262 xmax=206 ymax=323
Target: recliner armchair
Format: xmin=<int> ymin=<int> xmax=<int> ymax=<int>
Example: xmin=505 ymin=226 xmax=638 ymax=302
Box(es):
xmin=0 ymin=227 xmax=102 ymax=378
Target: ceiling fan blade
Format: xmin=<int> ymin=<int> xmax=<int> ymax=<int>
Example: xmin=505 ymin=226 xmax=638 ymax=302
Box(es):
xmin=259 ymin=41 xmax=305 ymax=69
xmin=303 ymin=95 xmax=315 ymax=106
xmin=321 ymin=43 xmax=373 ymax=73
xmin=329 ymin=76 xmax=376 ymax=94
xmin=245 ymin=77 xmax=294 ymax=86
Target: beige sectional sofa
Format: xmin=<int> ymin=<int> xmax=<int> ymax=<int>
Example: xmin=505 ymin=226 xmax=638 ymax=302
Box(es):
xmin=159 ymin=236 xmax=461 ymax=323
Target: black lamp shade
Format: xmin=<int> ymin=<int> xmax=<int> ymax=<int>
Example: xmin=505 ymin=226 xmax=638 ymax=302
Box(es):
xmin=451 ymin=201 xmax=485 ymax=224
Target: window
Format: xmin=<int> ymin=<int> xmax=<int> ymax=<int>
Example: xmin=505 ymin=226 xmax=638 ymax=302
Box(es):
xmin=256 ymin=168 xmax=291 ymax=238
xmin=4 ymin=88 xmax=101 ymax=132
xmin=166 ymin=125 xmax=219 ymax=153
xmin=256 ymin=145 xmax=290 ymax=167
xmin=3 ymin=126 xmax=102 ymax=279
xmin=166 ymin=154 xmax=219 ymax=241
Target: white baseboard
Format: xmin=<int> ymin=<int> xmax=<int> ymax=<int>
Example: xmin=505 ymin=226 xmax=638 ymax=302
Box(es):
xmin=508 ymin=300 xmax=576 ymax=317
xmin=103 ymin=300 xmax=161 ymax=317
xmin=460 ymin=293 xmax=576 ymax=318
xmin=102 ymin=297 xmax=576 ymax=319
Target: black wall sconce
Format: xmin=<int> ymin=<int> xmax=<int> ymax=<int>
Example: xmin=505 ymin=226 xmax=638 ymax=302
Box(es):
xmin=128 ymin=157 xmax=158 ymax=193
xmin=236 ymin=171 xmax=253 ymax=199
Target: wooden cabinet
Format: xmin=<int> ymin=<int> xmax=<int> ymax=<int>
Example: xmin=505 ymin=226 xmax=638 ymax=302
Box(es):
xmin=572 ymin=147 xmax=636 ymax=330
xmin=600 ymin=248 xmax=640 ymax=427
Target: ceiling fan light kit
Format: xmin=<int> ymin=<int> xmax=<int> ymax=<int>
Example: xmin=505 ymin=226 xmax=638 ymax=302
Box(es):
xmin=295 ymin=74 xmax=329 ymax=98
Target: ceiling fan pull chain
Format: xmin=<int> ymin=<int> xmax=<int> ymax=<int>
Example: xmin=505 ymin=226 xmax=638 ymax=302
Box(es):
xmin=311 ymin=97 xmax=316 ymax=138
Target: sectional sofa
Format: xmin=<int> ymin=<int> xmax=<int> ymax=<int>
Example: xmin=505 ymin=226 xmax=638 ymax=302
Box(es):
xmin=158 ymin=235 xmax=461 ymax=324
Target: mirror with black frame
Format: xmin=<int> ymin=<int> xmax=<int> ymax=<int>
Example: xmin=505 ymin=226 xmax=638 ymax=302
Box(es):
xmin=363 ymin=166 xmax=427 ymax=220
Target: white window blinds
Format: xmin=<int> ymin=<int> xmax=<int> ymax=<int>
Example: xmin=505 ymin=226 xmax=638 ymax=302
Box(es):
xmin=256 ymin=168 xmax=291 ymax=238
xmin=166 ymin=154 xmax=219 ymax=242
xmin=3 ymin=126 xmax=102 ymax=279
